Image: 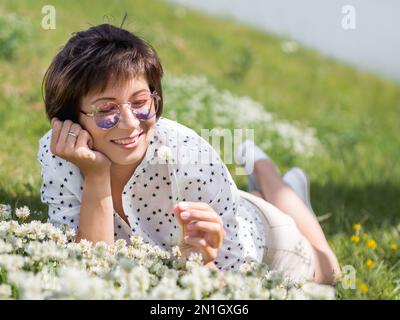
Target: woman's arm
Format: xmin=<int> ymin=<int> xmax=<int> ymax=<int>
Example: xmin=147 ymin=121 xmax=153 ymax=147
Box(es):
xmin=48 ymin=118 xmax=115 ymax=244
xmin=76 ymin=170 xmax=114 ymax=244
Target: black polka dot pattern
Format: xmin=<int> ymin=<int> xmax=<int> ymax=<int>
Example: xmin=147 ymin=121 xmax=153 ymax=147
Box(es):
xmin=37 ymin=117 xmax=266 ymax=271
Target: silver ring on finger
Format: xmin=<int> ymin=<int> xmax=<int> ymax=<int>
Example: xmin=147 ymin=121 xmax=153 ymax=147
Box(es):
xmin=68 ymin=131 xmax=78 ymax=138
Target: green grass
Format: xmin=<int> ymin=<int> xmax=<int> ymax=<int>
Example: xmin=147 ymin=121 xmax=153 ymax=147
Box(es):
xmin=0 ymin=0 xmax=399 ymax=299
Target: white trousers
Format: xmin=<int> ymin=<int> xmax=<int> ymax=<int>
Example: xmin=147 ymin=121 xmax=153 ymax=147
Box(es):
xmin=238 ymin=190 xmax=315 ymax=282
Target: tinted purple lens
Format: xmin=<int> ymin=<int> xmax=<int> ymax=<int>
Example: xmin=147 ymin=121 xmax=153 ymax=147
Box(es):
xmin=132 ymin=95 xmax=158 ymax=120
xmin=95 ymin=113 xmax=119 ymax=129
xmin=134 ymin=108 xmax=157 ymax=120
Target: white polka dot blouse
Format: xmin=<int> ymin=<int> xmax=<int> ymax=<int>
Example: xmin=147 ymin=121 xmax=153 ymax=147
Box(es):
xmin=37 ymin=117 xmax=266 ymax=271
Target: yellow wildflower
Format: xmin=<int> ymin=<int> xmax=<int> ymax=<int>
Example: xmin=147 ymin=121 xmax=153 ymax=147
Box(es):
xmin=362 ymin=233 xmax=369 ymax=240
xmin=389 ymin=244 xmax=398 ymax=251
xmin=353 ymin=224 xmax=362 ymax=232
xmin=359 ymin=283 xmax=369 ymax=293
xmin=366 ymin=239 xmax=377 ymax=250
xmin=366 ymin=259 xmax=374 ymax=269
xmin=351 ymin=235 xmax=360 ymax=243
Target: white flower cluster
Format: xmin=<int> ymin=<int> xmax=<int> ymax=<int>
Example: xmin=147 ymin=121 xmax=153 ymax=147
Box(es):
xmin=0 ymin=204 xmax=12 ymax=221
xmin=0 ymin=206 xmax=335 ymax=300
xmin=281 ymin=40 xmax=299 ymax=54
xmin=0 ymin=204 xmax=33 ymax=221
xmin=163 ymin=75 xmax=322 ymax=158
xmin=15 ymin=206 xmax=30 ymax=221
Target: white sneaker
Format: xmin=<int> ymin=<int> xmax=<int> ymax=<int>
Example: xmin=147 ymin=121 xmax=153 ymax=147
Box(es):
xmin=282 ymin=167 xmax=315 ymax=215
xmin=235 ymin=140 xmax=269 ymax=175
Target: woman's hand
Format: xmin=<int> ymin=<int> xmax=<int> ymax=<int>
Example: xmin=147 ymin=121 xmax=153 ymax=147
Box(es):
xmin=50 ymin=117 xmax=112 ymax=176
xmin=173 ymin=201 xmax=226 ymax=265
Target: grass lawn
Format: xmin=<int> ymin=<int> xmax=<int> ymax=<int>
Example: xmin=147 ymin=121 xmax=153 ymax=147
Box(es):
xmin=0 ymin=0 xmax=399 ymax=299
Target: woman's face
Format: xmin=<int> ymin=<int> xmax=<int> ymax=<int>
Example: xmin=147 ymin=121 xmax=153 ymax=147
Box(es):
xmin=79 ymin=75 xmax=157 ymax=168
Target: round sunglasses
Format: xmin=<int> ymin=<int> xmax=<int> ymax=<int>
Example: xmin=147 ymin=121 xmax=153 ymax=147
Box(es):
xmin=80 ymin=90 xmax=160 ymax=129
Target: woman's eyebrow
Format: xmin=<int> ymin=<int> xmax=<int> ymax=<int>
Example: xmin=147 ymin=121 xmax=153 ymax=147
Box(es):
xmin=90 ymin=89 xmax=149 ymax=104
xmin=90 ymin=96 xmax=115 ymax=104
xmin=130 ymin=88 xmax=148 ymax=98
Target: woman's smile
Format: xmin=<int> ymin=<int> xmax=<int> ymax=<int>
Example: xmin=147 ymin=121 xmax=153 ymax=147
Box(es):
xmin=111 ymin=131 xmax=144 ymax=148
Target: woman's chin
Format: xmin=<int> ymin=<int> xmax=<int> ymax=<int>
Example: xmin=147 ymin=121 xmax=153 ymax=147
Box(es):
xmin=110 ymin=153 xmax=144 ymax=166
xmin=108 ymin=143 xmax=149 ymax=167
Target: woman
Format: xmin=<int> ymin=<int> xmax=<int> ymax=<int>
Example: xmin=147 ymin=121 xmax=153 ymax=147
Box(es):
xmin=38 ymin=23 xmax=340 ymax=284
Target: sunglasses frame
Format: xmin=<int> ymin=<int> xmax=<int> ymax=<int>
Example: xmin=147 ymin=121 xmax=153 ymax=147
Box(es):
xmin=80 ymin=90 xmax=160 ymax=129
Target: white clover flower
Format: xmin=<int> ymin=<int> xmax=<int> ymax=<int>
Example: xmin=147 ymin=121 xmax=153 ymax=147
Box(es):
xmin=264 ymin=269 xmax=285 ymax=283
xmin=25 ymin=240 xmax=68 ymax=263
xmin=0 ymin=239 xmax=13 ymax=254
xmin=171 ymin=245 xmax=182 ymax=259
xmin=296 ymin=282 xmax=336 ymax=300
xmin=93 ymin=241 xmax=108 ymax=257
xmin=0 ymin=204 xmax=12 ymax=221
xmin=15 ymin=206 xmax=30 ymax=221
xmin=118 ymin=257 xmax=137 ymax=272
xmin=185 ymin=252 xmax=204 ymax=270
xmin=121 ymin=265 xmax=153 ymax=298
xmin=36 ymin=266 xmax=63 ymax=295
xmin=9 ymin=237 xmax=23 ymax=250
xmin=115 ymin=238 xmax=127 ymax=249
xmin=78 ymin=238 xmax=93 ymax=256
xmin=130 ymin=234 xmax=143 ymax=247
xmin=281 ymin=40 xmax=299 ymax=54
xmin=57 ymin=267 xmax=111 ymax=299
xmin=0 ymin=254 xmax=26 ymax=272
xmin=243 ymin=277 xmax=264 ymax=299
xmin=64 ymin=226 xmax=76 ymax=242
xmin=0 ymin=284 xmax=12 ymax=299
xmin=8 ymin=271 xmax=45 ymax=300
xmin=221 ymin=273 xmax=246 ymax=299
xmin=179 ymin=265 xmax=221 ymax=299
xmin=149 ymin=261 xmax=169 ymax=277
xmin=239 ymin=262 xmax=253 ymax=274
xmin=158 ymin=145 xmax=173 ymax=162
xmin=270 ymin=286 xmax=288 ymax=300
xmin=149 ymin=276 xmax=189 ymax=299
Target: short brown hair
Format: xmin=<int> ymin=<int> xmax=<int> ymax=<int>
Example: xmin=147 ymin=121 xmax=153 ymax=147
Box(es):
xmin=42 ymin=24 xmax=164 ymax=123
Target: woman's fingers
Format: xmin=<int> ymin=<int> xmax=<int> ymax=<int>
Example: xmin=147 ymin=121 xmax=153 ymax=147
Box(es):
xmin=173 ymin=202 xmax=225 ymax=248
xmin=49 ymin=118 xmax=91 ymax=160
xmin=50 ymin=118 xmax=62 ymax=152
xmin=75 ymin=130 xmax=95 ymax=160
xmin=183 ymin=236 xmax=217 ymax=263
xmin=58 ymin=120 xmax=74 ymax=146
xmin=65 ymin=123 xmax=82 ymax=151
xmin=179 ymin=209 xmax=223 ymax=226
xmin=174 ymin=204 xmax=225 ymax=264
xmin=50 ymin=119 xmax=88 ymax=156
xmin=177 ymin=201 xmax=212 ymax=212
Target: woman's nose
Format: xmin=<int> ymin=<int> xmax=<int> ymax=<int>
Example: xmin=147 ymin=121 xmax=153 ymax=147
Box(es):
xmin=117 ymin=103 xmax=141 ymax=129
